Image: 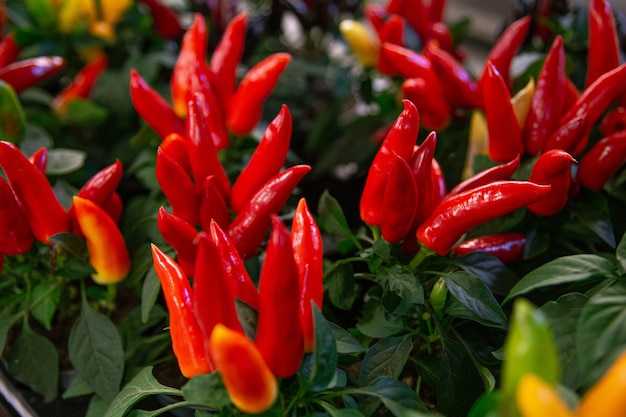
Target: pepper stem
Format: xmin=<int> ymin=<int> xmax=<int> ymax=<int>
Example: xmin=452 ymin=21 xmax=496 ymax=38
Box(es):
xmin=408 ymin=243 xmax=436 ymax=271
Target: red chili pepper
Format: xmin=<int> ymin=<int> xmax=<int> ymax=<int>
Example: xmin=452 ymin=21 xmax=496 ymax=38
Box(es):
xmin=185 ymin=96 xmax=231 ymax=199
xmin=28 ymin=147 xmax=47 ymax=174
xmin=586 ymin=0 xmax=620 ymax=89
xmin=151 ymin=244 xmax=213 ymax=378
xmin=209 ymin=220 xmax=260 ymax=310
xmin=377 ymin=15 xmax=404 ymax=74
xmin=0 ymin=177 xmax=33 ymax=255
xmin=600 ymin=107 xmax=626 ymax=137
xmin=209 ymin=324 xmax=277 ymax=414
xmin=478 ymin=16 xmax=531 ymax=91
xmin=0 ymin=34 xmax=20 ymax=69
xmin=72 ymin=196 xmax=131 ymax=285
xmin=157 ymin=207 xmax=202 ymax=277
xmin=226 ymin=53 xmax=292 ymax=135
xmin=482 ymin=62 xmax=524 ymax=162
xmin=364 ymin=4 xmax=386 ymax=32
xmin=425 ymin=22 xmax=455 ymax=59
xmin=381 ymin=153 xmax=418 ymax=244
xmin=227 ymin=165 xmax=311 ymax=260
xmin=534 ymin=0 xmax=553 ymax=41
xmin=129 ymin=69 xmax=185 ymax=139
xmin=401 ymin=77 xmax=451 ymax=130
xmin=360 ymin=100 xmax=419 ymax=226
xmin=104 ymin=192 xmax=123 ymax=223
xmin=156 ymin=147 xmax=198 ymax=226
xmin=577 ymin=129 xmax=626 ymax=190
xmin=0 ymin=56 xmax=66 ymax=93
xmin=417 ymin=181 xmax=551 ymax=256
xmin=194 ymin=79 xmax=230 ymax=150
xmin=446 ymin=155 xmax=521 ymax=198
xmin=527 ymin=149 xmax=576 ymax=216
xmin=137 ymin=0 xmax=183 ymax=39
xmin=193 ymin=233 xmax=243 ymax=340
xmin=523 ymin=36 xmax=566 ymax=156
xmin=52 ymin=54 xmax=108 ymax=115
xmin=452 ymin=233 xmax=526 ymax=263
xmin=209 ymin=12 xmax=247 ymax=113
xmin=379 ymin=42 xmax=433 ymax=80
xmin=431 ymin=157 xmax=447 ymax=205
xmin=160 ymin=133 xmax=191 ymax=174
xmin=199 ymin=175 xmax=231 ymax=233
xmin=386 ymin=0 xmax=428 ymax=40
xmin=230 ymin=105 xmax=292 ymax=214
xmin=255 ymin=215 xmax=304 ymax=378
xmin=429 ymin=0 xmax=446 ymax=23
xmin=410 ymin=131 xmax=438 ymax=226
xmin=543 ymin=107 xmax=589 ymax=154
xmin=291 ymin=198 xmax=323 ymax=353
xmin=562 ymin=77 xmax=580 ymax=116
xmin=0 ymin=141 xmax=69 ymax=244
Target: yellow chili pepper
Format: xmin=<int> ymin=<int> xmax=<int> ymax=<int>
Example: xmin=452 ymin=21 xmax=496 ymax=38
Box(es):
xmin=517 ymin=374 xmax=574 ymax=417
xmin=339 ymin=19 xmax=379 ymax=68
xmin=461 ymin=110 xmax=489 ymax=180
xmin=577 ymin=351 xmax=626 ymax=417
xmin=99 ymin=0 xmax=132 ymax=25
xmin=511 ymin=78 xmax=535 ymax=128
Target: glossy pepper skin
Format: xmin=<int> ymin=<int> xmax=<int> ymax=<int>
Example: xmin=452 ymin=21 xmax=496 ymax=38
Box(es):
xmin=577 ymin=129 xmax=626 ymax=190
xmin=417 ymin=181 xmax=551 ymax=256
xmin=156 ymin=148 xmax=198 ymax=226
xmin=401 ymin=77 xmax=451 ymax=130
xmin=137 ymin=0 xmax=183 ymax=39
xmin=255 ymin=215 xmax=304 ymax=378
xmin=599 ymin=106 xmax=626 ymax=137
xmin=226 ymin=53 xmax=292 ymax=135
xmin=0 ymin=56 xmax=66 ymax=93
xmin=360 ymin=100 xmax=419 ymax=226
xmin=230 ymin=105 xmax=292 ymax=214
xmin=527 ymin=149 xmax=576 ymax=216
xmin=199 ymin=175 xmax=231 ymax=232
xmin=151 ymin=244 xmax=213 ymax=377
xmin=209 ymin=324 xmax=278 ymax=414
xmin=586 ymin=0 xmax=620 ymax=89
xmin=516 ymin=374 xmax=573 ymax=417
xmin=0 ymin=141 xmax=69 ymax=244
xmin=72 ymin=196 xmax=131 ymax=285
xmin=227 ymin=165 xmax=311 ymax=259
xmin=157 ymin=207 xmax=201 ymax=277
xmin=52 ymin=54 xmax=108 ymax=115
xmin=0 ymin=177 xmax=34 ymax=255
xmin=452 ymin=233 xmax=526 ymax=263
xmin=543 ymin=109 xmax=589 ymax=154
xmin=291 ymin=198 xmax=324 ymax=352
xmin=409 ymin=131 xmax=438 ymax=226
xmin=446 ymin=155 xmax=520 ymax=199
xmin=0 ymin=34 xmax=20 ymax=69
xmin=381 ymin=154 xmax=418 ymax=244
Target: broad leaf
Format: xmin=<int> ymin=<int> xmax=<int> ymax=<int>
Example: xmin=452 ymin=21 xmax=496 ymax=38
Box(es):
xmin=356 ymin=301 xmax=404 ymax=338
xmin=329 ymin=321 xmax=365 ymax=354
xmin=181 ymin=373 xmax=230 ymax=409
xmin=455 ymin=252 xmax=518 ymax=296
xmin=326 ymin=262 xmax=357 ymax=310
xmin=47 ymin=148 xmax=87 ymax=175
xmin=444 ymin=271 xmax=507 ymax=328
xmin=571 ymin=190 xmax=616 ymax=248
xmin=354 ymin=377 xmax=429 ymax=415
xmin=378 ymin=265 xmax=424 ymax=305
xmin=307 ymin=305 xmax=339 ymax=392
xmin=30 ymin=280 xmax=61 ymax=331
xmin=359 ymin=336 xmax=412 ymax=387
xmin=617 ymin=232 xmax=626 ymax=272
xmin=141 ymin=267 xmax=161 ymax=323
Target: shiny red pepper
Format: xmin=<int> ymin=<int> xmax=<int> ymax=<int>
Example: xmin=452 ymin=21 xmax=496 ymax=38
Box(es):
xmin=381 ymin=153 xmax=418 ymax=244
xmin=52 ymin=54 xmax=108 ymax=115
xmin=137 ymin=0 xmax=183 ymax=39
xmin=226 ymin=53 xmax=292 ymax=135
xmin=410 ymin=131 xmax=437 ymax=227
xmin=230 ymin=105 xmax=292 ymax=214
xmin=599 ymin=107 xmax=626 ymax=137
xmin=379 ymin=42 xmax=433 ymax=79
xmin=386 ymin=0 xmax=428 ymax=40
xmin=586 ymin=0 xmax=620 ymax=89
xmin=129 ymin=69 xmax=185 ymax=139
xmin=157 ymin=207 xmax=202 ymax=277
xmin=0 ymin=141 xmax=69 ymax=244
xmin=0 ymin=56 xmax=66 ymax=93
xmin=227 ymin=165 xmax=311 ymax=259
xmin=543 ymin=109 xmax=589 ymax=154
xmin=28 ymin=147 xmax=47 ymax=174
xmin=452 ymin=233 xmax=526 ymax=263
xmin=577 ymin=129 xmax=626 ymax=190
xmin=431 ymin=158 xmax=447 ymax=206
xmin=377 ymin=15 xmax=404 ymax=74
xmin=0 ymin=177 xmax=34 ymax=255
xmin=446 ymin=155 xmax=520 ymax=198
xmin=482 ymin=62 xmax=524 ymax=162
xmin=160 ymin=133 xmax=191 ymax=174
xmin=151 ymin=244 xmax=213 ymax=378
xmin=401 ymin=77 xmax=451 ymax=130
xmin=254 ymin=215 xmax=304 ymax=378
xmin=527 ymin=149 xmax=576 ymax=216
xmin=156 ymin=147 xmax=198 ymax=226
xmin=0 ymin=34 xmax=20 ymax=69
xmin=193 ymin=78 xmax=230 ymax=150
xmin=104 ymin=192 xmax=123 ymax=223
xmin=417 ymin=181 xmax=551 ymax=255
xmin=199 ymin=175 xmax=231 ymax=232
xmin=291 ymin=198 xmax=323 ymax=352
xmin=523 ymin=36 xmax=566 ymax=156
xmin=360 ymin=100 xmax=419 ymax=226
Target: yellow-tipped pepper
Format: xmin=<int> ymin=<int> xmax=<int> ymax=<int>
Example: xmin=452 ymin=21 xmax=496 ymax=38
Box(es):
xmin=339 ymin=19 xmax=379 ymax=68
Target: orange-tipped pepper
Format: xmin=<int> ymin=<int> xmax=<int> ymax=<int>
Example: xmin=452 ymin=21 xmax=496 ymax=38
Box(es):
xmin=52 ymin=54 xmax=108 ymax=115
xmin=157 ymin=207 xmax=201 ymax=277
xmin=210 ymin=324 xmax=277 ymax=414
xmin=156 ymin=147 xmax=198 ymax=226
xmin=72 ymin=196 xmax=130 ymax=284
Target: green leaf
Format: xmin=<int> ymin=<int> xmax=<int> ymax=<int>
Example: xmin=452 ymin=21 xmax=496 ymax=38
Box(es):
xmin=326 ymin=262 xmax=356 ymax=310
xmin=181 ymin=373 xmax=230 ymax=409
xmin=455 ymin=252 xmax=518 ymax=296
xmin=356 ymin=301 xmax=404 ymax=338
xmin=104 ymin=367 xmax=181 ymax=417
xmin=468 ymin=392 xmax=500 ymax=417
xmin=329 ymin=321 xmax=365 ymax=354
xmin=506 ymin=254 xmax=616 ymax=302
xmin=49 ymin=232 xmax=88 ymax=259
xmin=317 ymin=190 xmax=356 ymax=251
xmin=307 ymin=305 xmax=339 ymax=392
xmin=444 ymin=271 xmax=507 ymax=328
xmin=354 ymin=377 xmax=429 ymax=415
xmin=571 ymin=190 xmax=616 ymax=248
xmin=358 ymin=336 xmax=412 ymax=387
xmin=61 ymin=99 xmax=109 ymax=127
xmin=86 ymin=394 xmax=111 ymax=417
xmin=69 ymin=297 xmax=125 ymax=401
xmin=141 ymin=267 xmax=161 ymax=323
xmin=576 ymin=282 xmax=626 ymax=385
xmin=7 ymin=324 xmax=59 ymax=402
xmin=378 ymin=265 xmax=424 ymax=305
xmin=0 ymin=313 xmax=21 ymax=353
xmin=46 ymin=148 xmax=87 ymax=175
xmin=617 ymin=232 xmax=626 ymax=272
xmin=30 ymin=280 xmax=61 ymax=331
xmin=63 ymin=373 xmax=95 ymax=399
xmin=0 ymin=80 xmax=26 ymax=143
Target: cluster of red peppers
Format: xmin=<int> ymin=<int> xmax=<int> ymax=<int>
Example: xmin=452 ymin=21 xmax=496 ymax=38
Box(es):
xmin=0 ymin=141 xmax=130 ymax=284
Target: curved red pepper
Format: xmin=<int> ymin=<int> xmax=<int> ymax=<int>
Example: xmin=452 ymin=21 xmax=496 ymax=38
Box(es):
xmin=360 ymin=100 xmax=419 ymax=226
xmin=0 ymin=177 xmax=33 ymax=255
xmin=199 ymin=175 xmax=231 ymax=233
xmin=482 ymin=62 xmax=524 ymax=162
xmin=523 ymin=36 xmax=566 ymax=156
xmin=543 ymin=109 xmax=589 ymax=154
xmin=410 ymin=131 xmax=437 ymax=226
xmin=577 ymin=129 xmax=626 ymax=190
xmin=377 ymin=15 xmax=404 ymax=74
xmin=446 ymin=155 xmax=520 ymax=199
xmin=209 ymin=220 xmax=260 ymax=310
xmin=0 ymin=34 xmax=20 ymax=69
xmin=0 ymin=56 xmax=66 ymax=93
xmin=230 ymin=105 xmax=292 ymax=214
xmin=0 ymin=141 xmax=69 ymax=244
xmin=194 ymin=79 xmax=230 ymax=150
xmin=160 ymin=133 xmax=191 ymax=174
xmin=52 ymin=54 xmax=108 ymax=115
xmin=417 ymin=181 xmax=551 ymax=256
xmin=527 ymin=149 xmax=576 ymax=216
xmin=137 ymin=0 xmax=183 ymax=39
xmin=157 ymin=207 xmax=202 ymax=277
xmin=255 ymin=215 xmax=304 ymax=378
xmin=156 ymin=147 xmax=199 ymax=226
xmin=401 ymin=77 xmax=451 ymax=130
xmin=104 ymin=192 xmax=123 ymax=223
xmin=600 ymin=107 xmax=626 ymax=137
xmin=386 ymin=0 xmax=428 ymax=40
xmin=28 ymin=147 xmax=47 ymax=174
xmin=379 ymin=42 xmax=432 ymax=79
xmin=431 ymin=158 xmax=447 ymax=206
xmin=129 ymin=69 xmax=185 ymax=139
xmin=209 ymin=12 xmax=247 ymax=113
xmin=227 ymin=53 xmax=292 ymax=135
xmin=381 ymin=153 xmax=418 ymax=244
xmin=227 ymin=165 xmax=311 ymax=259
xmin=151 ymin=244 xmax=213 ymax=378
xmin=586 ymin=0 xmax=620 ymax=89
xmin=452 ymin=233 xmax=526 ymax=263
xmin=291 ymin=198 xmax=323 ymax=352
